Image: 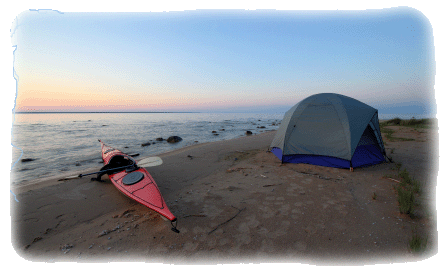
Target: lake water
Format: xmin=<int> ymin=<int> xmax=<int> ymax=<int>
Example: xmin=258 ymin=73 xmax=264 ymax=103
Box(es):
xmin=10 ymin=112 xmax=283 ymax=186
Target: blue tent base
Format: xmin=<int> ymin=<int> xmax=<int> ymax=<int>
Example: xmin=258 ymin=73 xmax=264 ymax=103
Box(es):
xmin=271 ymin=145 xmax=385 ymax=169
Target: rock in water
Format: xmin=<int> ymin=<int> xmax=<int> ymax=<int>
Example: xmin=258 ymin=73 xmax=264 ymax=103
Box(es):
xmin=245 ymin=131 xmax=253 ymax=135
xmin=167 ymin=136 xmax=182 ymax=143
xmin=21 ymin=158 xmax=35 ymax=163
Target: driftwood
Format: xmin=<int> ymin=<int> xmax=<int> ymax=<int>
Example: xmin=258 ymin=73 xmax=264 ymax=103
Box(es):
xmin=387 ymin=177 xmax=401 ymax=183
xmin=208 ymin=206 xmax=245 ymax=235
xmin=263 ymin=183 xmax=282 ymax=187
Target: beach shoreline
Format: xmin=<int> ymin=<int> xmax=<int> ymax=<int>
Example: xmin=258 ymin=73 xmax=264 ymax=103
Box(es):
xmin=10 ymin=126 xmax=438 ymax=264
xmin=10 ymin=131 xmax=277 ymax=194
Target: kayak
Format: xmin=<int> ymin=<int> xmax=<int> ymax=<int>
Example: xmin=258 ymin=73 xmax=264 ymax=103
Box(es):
xmin=98 ymin=140 xmax=177 ymax=224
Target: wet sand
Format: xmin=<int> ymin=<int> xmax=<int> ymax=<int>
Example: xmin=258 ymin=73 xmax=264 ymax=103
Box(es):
xmin=10 ymin=126 xmax=439 ymax=264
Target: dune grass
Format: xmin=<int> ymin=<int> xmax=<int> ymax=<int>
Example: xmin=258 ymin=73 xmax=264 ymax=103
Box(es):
xmin=381 ymin=118 xmax=435 ymax=129
xmin=393 ymin=167 xmax=421 ymax=218
xmin=409 ymin=228 xmax=428 ymax=253
xmin=379 ymin=118 xmax=435 ymax=142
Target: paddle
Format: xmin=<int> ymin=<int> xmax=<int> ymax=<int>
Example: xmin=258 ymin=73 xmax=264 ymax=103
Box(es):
xmin=58 ymin=156 xmax=163 ymax=181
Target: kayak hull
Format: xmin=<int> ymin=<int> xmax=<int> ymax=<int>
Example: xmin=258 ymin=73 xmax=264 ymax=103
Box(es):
xmin=99 ymin=140 xmax=176 ymax=221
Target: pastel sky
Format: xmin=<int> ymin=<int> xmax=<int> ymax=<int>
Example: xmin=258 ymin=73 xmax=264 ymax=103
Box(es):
xmin=11 ymin=7 xmax=437 ymax=114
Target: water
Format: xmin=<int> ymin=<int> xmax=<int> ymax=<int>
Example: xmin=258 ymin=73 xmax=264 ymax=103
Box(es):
xmin=10 ymin=112 xmax=283 ymax=186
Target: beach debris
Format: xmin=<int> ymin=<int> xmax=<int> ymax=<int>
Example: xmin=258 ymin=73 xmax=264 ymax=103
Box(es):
xmin=183 ymin=214 xmax=207 ymax=218
xmin=226 ymin=167 xmax=251 ymax=173
xmin=386 ymin=177 xmax=401 ymax=183
xmin=245 ymin=131 xmax=253 ymax=135
xmin=120 ymin=209 xmax=135 ymax=218
xmin=98 ymin=224 xmax=122 ymax=237
xmin=260 ymin=174 xmax=267 ymax=178
xmin=227 ymin=185 xmax=240 ymax=191
xmin=60 ymin=244 xmax=74 ymax=254
xmin=263 ymin=183 xmax=282 ymax=187
xmin=187 ymin=155 xmax=193 ymax=160
xmin=88 ymin=244 xmax=94 ymax=249
xmin=167 ymin=136 xmax=183 ymax=143
xmin=208 ymin=206 xmax=245 ymax=235
xmin=43 ymin=228 xmax=52 ymax=234
xmin=98 ymin=230 xmax=109 ymax=237
xmin=294 ymin=170 xmax=344 ymax=182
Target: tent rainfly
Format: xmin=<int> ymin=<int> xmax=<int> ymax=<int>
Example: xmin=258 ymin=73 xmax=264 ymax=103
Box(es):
xmin=270 ymin=93 xmax=388 ymax=169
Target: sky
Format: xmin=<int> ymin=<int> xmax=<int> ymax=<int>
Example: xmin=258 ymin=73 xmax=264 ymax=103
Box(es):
xmin=9 ymin=6 xmax=437 ymax=115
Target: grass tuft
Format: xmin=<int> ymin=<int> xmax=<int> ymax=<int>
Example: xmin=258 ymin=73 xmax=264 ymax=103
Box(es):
xmin=396 ymin=185 xmax=414 ymax=215
xmin=409 ymin=229 xmax=427 ymax=253
xmin=394 ymin=167 xmax=421 ymax=217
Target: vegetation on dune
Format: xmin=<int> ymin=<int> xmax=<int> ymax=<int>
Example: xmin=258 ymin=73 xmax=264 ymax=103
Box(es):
xmin=390 ymin=166 xmax=421 ymax=219
xmin=379 ymin=117 xmax=435 ymax=142
xmin=381 ymin=117 xmax=435 ymax=129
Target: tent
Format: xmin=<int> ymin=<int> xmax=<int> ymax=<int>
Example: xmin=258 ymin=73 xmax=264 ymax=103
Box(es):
xmin=270 ymin=93 xmax=388 ymax=169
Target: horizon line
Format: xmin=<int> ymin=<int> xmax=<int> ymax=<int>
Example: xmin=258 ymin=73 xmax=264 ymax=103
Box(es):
xmin=13 ymin=111 xmax=202 ymax=114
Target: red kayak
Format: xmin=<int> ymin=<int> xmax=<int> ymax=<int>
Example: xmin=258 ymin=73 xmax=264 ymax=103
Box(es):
xmin=98 ymin=140 xmax=178 ymax=230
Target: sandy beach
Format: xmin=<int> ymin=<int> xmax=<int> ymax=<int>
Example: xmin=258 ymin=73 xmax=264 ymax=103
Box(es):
xmin=10 ymin=124 xmax=438 ymax=264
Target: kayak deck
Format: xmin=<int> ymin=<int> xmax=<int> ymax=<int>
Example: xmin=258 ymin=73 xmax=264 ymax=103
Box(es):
xmin=99 ymin=140 xmax=176 ymax=222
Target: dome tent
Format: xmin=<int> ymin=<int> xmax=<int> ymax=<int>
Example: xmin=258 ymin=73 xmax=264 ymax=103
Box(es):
xmin=270 ymin=93 xmax=388 ymax=169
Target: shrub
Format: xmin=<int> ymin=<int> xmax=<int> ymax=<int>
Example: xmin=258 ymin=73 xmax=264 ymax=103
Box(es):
xmin=385 ymin=118 xmax=402 ymax=125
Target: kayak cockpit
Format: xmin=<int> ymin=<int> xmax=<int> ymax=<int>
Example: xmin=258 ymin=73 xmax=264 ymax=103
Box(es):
xmin=106 ymin=155 xmax=137 ymax=173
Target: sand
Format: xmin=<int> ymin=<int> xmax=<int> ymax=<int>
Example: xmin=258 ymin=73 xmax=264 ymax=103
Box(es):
xmin=10 ymin=126 xmax=438 ymax=264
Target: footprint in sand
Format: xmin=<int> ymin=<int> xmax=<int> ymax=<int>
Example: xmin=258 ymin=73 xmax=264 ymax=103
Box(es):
xmin=183 ymin=242 xmax=199 ymax=252
xmin=301 ymin=178 xmax=313 ymax=185
xmin=57 ymin=182 xmax=96 ymax=200
xmin=267 ymin=220 xmax=290 ymax=238
xmin=293 ymin=241 xmax=308 ymax=252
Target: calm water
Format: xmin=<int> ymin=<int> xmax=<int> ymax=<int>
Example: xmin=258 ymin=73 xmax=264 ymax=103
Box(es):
xmin=10 ymin=112 xmax=283 ymax=186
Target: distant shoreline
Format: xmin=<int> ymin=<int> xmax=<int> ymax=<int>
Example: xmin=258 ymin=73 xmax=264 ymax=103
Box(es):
xmin=13 ymin=111 xmax=436 ymax=120
xmin=13 ymin=111 xmax=201 ymax=114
